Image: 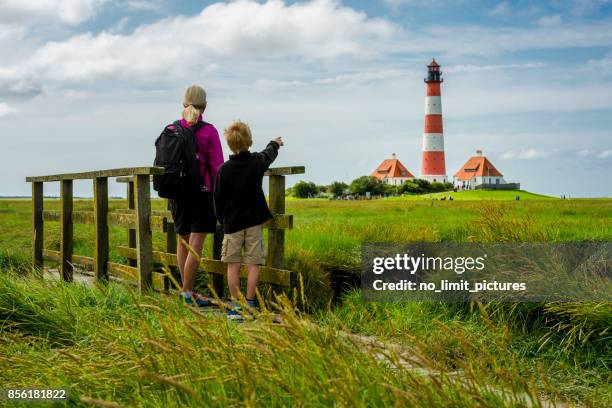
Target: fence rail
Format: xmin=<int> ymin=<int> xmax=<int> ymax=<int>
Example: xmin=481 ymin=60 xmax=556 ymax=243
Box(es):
xmin=26 ymin=165 xmax=304 ymax=295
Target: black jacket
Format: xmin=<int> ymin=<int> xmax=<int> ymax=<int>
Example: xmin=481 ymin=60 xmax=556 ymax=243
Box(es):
xmin=213 ymin=141 xmax=280 ymax=233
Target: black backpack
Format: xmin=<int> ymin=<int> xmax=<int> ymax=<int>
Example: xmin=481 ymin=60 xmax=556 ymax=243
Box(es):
xmin=153 ymin=121 xmax=208 ymax=199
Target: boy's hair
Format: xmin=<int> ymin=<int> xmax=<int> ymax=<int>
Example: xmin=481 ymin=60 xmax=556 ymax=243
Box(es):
xmin=224 ymin=120 xmax=253 ymax=154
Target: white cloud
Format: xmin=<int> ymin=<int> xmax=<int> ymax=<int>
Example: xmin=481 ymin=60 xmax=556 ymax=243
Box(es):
xmin=0 ymin=102 xmax=17 ymax=116
xmin=536 ymin=14 xmax=562 ymax=27
xmin=13 ymin=0 xmax=396 ymax=83
xmin=125 ymin=0 xmax=163 ymax=11
xmin=598 ymin=149 xmax=612 ymax=158
xmin=499 ymin=148 xmax=551 ymax=160
xmin=490 ymin=2 xmax=511 ymax=17
xmin=446 ymin=62 xmax=545 ymax=73
xmin=0 ymin=0 xmax=108 ymax=26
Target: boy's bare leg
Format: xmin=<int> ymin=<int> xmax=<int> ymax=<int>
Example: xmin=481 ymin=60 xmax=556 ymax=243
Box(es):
xmin=181 ymin=232 xmax=205 ymax=292
xmin=227 ymin=262 xmax=241 ymax=300
xmin=177 ymin=233 xmax=191 ymax=282
xmin=246 ymin=264 xmax=260 ymax=301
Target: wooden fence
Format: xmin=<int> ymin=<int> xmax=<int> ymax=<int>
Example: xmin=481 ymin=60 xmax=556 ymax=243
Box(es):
xmin=26 ymin=166 xmax=304 ymax=295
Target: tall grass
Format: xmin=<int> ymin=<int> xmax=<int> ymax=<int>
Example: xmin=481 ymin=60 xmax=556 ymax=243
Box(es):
xmin=0 ymin=271 xmax=557 ymax=407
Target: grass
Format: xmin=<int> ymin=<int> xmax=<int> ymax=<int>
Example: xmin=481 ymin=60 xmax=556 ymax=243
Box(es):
xmin=1 ymin=195 xmax=611 ymax=406
xmin=388 ymin=189 xmax=556 ymax=201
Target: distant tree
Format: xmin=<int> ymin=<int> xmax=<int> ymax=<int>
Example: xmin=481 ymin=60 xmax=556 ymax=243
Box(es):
xmin=349 ymin=176 xmax=385 ymax=196
xmin=430 ymin=182 xmax=447 ymax=192
xmin=414 ymin=179 xmax=432 ymax=190
xmin=399 ymin=181 xmax=421 ymax=194
xmin=329 ymin=181 xmax=349 ymax=197
xmin=292 ymin=181 xmax=319 ymax=198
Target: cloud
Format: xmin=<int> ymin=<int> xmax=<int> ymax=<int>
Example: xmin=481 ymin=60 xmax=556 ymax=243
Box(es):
xmin=598 ymin=149 xmax=612 ymax=158
xmin=536 ymin=14 xmax=562 ymax=27
xmin=11 ymin=0 xmax=396 ymax=83
xmin=0 ymin=0 xmax=108 ymax=26
xmin=490 ymin=2 xmax=511 ymax=17
xmin=125 ymin=0 xmax=163 ymax=11
xmin=499 ymin=148 xmax=551 ymax=160
xmin=0 ymin=102 xmax=17 ymax=116
xmin=446 ymin=62 xmax=545 ymax=73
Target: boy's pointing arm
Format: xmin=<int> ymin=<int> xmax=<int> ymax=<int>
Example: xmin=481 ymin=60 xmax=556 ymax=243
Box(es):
xmin=257 ymin=137 xmax=283 ymax=172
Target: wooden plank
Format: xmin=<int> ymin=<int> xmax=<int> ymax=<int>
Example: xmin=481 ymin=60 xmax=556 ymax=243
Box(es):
xmin=210 ymin=224 xmax=225 ymax=297
xmin=32 ymin=182 xmax=43 ymax=273
xmin=43 ymin=250 xmax=94 ymax=269
xmin=115 ymin=166 xmax=304 ymax=183
xmin=135 ymin=174 xmax=153 ymax=291
xmin=165 ymin=199 xmax=179 ymax=290
xmin=42 ymin=210 xmax=166 ymax=231
xmin=94 ymin=177 xmax=109 ymax=282
xmin=267 ymin=175 xmax=285 ymax=269
xmin=107 ymin=262 xmax=164 ymax=290
xmin=60 ymin=180 xmax=73 ymax=282
xmin=264 ymin=166 xmax=305 ymax=176
xmin=127 ymin=181 xmax=136 ymax=267
xmin=26 ymin=167 xmax=164 ymax=182
xmin=116 ymin=246 xmax=291 ymax=287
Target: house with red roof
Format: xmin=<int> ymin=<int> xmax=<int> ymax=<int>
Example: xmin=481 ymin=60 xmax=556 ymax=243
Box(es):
xmin=454 ymin=150 xmax=514 ymax=190
xmin=371 ymin=153 xmax=415 ymax=186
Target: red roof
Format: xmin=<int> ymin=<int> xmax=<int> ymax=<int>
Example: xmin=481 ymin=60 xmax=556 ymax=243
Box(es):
xmin=454 ymin=153 xmax=503 ymax=180
xmin=371 ymin=156 xmax=414 ymax=180
xmin=428 ymin=58 xmax=440 ymax=68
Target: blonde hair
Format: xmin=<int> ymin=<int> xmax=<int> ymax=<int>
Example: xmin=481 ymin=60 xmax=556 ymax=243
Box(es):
xmin=224 ymin=120 xmax=253 ymax=154
xmin=182 ymin=85 xmax=207 ymax=125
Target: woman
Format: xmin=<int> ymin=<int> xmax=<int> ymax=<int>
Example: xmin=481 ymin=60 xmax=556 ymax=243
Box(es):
xmin=170 ymin=85 xmax=224 ymax=305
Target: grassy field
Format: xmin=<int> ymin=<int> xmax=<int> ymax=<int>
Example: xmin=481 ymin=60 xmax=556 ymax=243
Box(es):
xmin=0 ymin=194 xmax=611 ymax=406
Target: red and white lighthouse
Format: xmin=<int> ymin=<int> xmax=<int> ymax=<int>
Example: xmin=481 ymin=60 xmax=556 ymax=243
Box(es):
xmin=420 ymin=58 xmax=447 ymax=183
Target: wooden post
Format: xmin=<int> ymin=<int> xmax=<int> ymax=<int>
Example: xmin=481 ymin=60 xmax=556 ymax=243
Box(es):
xmin=210 ymin=224 xmax=225 ymax=297
xmin=267 ymin=175 xmax=286 ymax=269
xmin=93 ymin=177 xmax=109 ymax=282
xmin=134 ymin=174 xmax=153 ymax=290
xmin=60 ymin=179 xmax=73 ymax=282
xmin=126 ymin=180 xmax=137 ymax=267
xmin=32 ymin=182 xmax=44 ymax=273
xmin=165 ymin=199 xmax=179 ymax=290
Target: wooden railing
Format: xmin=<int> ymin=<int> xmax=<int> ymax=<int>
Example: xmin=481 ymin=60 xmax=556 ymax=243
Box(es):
xmin=26 ymin=166 xmax=304 ymax=295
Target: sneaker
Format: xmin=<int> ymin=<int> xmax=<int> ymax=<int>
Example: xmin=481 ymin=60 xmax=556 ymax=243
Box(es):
xmin=226 ymin=302 xmax=244 ymax=322
xmin=180 ymin=292 xmax=212 ymax=307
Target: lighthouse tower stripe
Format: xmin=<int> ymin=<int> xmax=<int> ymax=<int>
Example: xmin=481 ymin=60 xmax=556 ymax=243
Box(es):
xmin=421 ymin=151 xmax=446 ymax=175
xmin=425 ymin=96 xmax=442 ymax=115
xmin=424 ymin=115 xmax=443 ymax=133
xmin=426 ymin=82 xmax=441 ymax=96
xmin=423 ymin=133 xmax=444 ymax=151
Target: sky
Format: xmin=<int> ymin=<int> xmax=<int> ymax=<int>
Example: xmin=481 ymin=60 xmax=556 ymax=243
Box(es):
xmin=1 ymin=0 xmax=611 ymax=198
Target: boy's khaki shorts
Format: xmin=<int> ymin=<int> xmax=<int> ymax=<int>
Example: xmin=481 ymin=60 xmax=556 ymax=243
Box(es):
xmin=221 ymin=225 xmax=266 ymax=265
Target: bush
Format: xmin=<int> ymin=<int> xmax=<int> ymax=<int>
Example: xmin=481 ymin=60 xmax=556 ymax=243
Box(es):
xmin=329 ymin=181 xmax=348 ymax=197
xmin=292 ymin=181 xmax=319 ymax=198
xmin=349 ymin=176 xmax=385 ymax=196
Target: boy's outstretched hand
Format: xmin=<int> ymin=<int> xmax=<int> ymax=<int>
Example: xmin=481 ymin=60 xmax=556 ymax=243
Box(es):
xmin=274 ymin=136 xmax=284 ymax=147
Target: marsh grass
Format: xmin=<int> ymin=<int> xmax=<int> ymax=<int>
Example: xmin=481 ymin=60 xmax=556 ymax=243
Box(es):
xmin=0 ymin=197 xmax=610 ymax=405
xmin=1 ymin=271 xmax=560 ymax=407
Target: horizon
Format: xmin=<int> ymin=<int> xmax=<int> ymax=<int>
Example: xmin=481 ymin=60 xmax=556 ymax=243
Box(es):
xmin=1 ymin=0 xmax=611 ymax=198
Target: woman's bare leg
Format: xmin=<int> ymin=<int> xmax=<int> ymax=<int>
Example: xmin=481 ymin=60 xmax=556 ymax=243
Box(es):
xmin=181 ymin=232 xmax=205 ymax=292
xmin=177 ymin=233 xmax=191 ymax=282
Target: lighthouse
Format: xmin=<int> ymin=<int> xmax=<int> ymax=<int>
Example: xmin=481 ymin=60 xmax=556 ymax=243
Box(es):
xmin=420 ymin=58 xmax=447 ymax=183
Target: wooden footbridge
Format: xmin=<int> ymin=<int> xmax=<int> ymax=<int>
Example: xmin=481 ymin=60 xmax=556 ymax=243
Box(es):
xmin=26 ymin=166 xmax=304 ymax=296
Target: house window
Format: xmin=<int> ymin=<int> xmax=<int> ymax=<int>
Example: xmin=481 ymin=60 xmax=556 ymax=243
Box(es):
xmin=496 ymin=179 xmax=500 ymax=184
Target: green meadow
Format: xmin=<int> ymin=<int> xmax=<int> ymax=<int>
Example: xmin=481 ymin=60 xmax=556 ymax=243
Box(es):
xmin=0 ymin=193 xmax=611 ymax=406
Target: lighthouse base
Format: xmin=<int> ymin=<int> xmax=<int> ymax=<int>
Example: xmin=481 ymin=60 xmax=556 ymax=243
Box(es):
xmin=420 ymin=175 xmax=448 ymax=183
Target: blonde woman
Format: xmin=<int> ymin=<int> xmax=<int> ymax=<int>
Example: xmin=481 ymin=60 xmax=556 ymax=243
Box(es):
xmin=169 ymin=85 xmax=224 ymax=306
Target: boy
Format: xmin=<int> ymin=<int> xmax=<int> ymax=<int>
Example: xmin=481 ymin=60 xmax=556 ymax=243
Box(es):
xmin=213 ymin=120 xmax=283 ymax=320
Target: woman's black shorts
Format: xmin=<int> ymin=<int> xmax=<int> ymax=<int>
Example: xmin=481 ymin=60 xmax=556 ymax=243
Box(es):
xmin=169 ymin=191 xmax=217 ymax=236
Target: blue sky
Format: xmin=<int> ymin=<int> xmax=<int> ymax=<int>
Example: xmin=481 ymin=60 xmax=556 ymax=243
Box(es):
xmin=1 ymin=0 xmax=611 ymax=197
